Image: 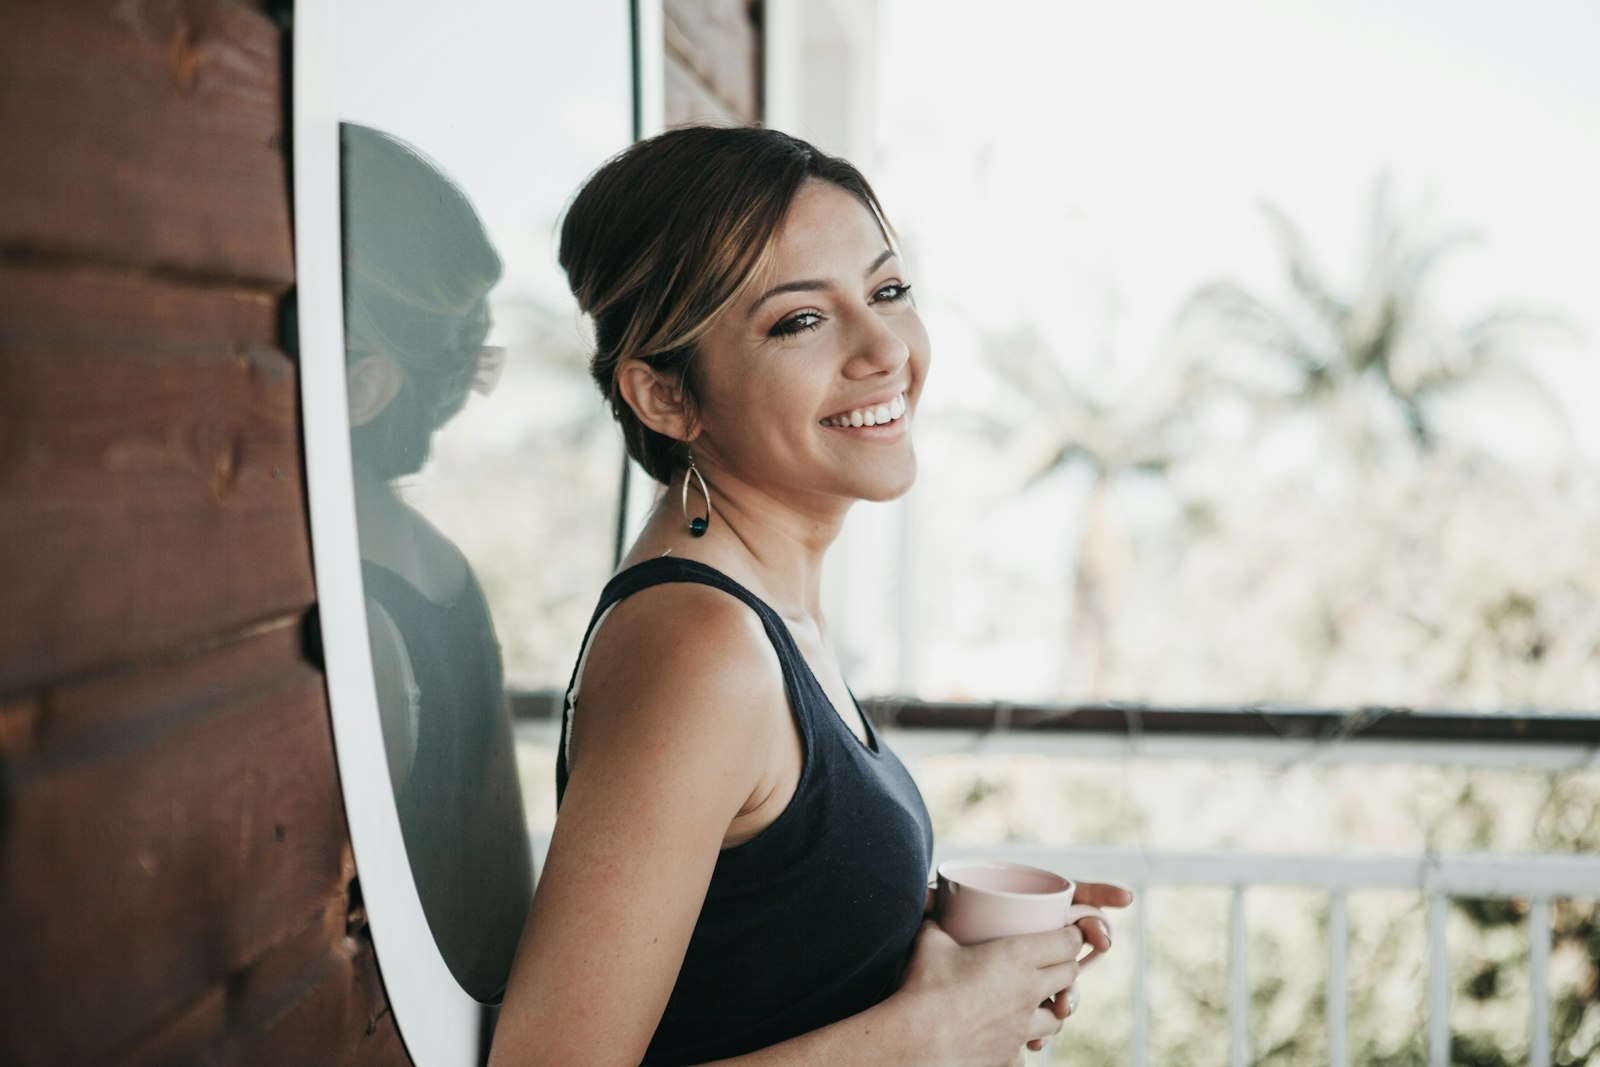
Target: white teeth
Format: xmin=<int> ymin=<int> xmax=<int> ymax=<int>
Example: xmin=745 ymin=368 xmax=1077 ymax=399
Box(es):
xmin=824 ymin=392 xmax=909 ymax=429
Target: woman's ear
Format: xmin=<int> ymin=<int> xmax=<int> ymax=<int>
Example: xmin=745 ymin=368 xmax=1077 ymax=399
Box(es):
xmin=347 ymin=353 xmax=404 ymax=427
xmin=615 ymin=358 xmax=699 ymax=442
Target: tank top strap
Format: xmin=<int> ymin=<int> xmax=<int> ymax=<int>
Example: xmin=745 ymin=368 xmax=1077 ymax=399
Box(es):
xmin=557 ymin=556 xmax=818 ymax=800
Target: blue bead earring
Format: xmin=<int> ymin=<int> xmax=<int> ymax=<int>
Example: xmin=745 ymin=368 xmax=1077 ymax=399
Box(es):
xmin=682 ymin=453 xmax=712 ymax=537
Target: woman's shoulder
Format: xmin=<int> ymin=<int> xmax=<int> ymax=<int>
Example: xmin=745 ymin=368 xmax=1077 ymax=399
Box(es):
xmin=569 ymin=572 xmax=788 ymax=761
xmin=603 ymin=570 xmax=770 ymax=649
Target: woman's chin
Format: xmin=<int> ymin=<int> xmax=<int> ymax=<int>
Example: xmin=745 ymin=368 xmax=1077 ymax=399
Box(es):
xmin=851 ymin=456 xmax=918 ymax=503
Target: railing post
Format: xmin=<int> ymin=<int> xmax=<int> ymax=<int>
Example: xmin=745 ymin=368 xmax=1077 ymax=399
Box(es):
xmin=1328 ymin=889 xmax=1348 ymax=1067
xmin=1530 ymin=897 xmax=1551 ymax=1067
xmin=1132 ymin=885 xmax=1149 ymax=1067
xmin=1230 ymin=884 xmax=1249 ymax=1067
xmin=1428 ymin=891 xmax=1449 ymax=1067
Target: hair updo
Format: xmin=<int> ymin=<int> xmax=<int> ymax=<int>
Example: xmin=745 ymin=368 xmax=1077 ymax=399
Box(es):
xmin=558 ymin=125 xmax=894 ymax=485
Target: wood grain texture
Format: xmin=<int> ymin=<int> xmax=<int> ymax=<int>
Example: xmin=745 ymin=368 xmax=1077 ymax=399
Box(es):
xmin=0 ymin=262 xmax=313 ymax=694
xmin=0 ymin=0 xmax=293 ymax=283
xmin=664 ymin=0 xmax=760 ymax=122
xmin=120 ymin=886 xmax=411 ymax=1067
xmin=0 ymin=624 xmax=352 ymax=1066
xmin=224 ymin=943 xmax=414 ymax=1067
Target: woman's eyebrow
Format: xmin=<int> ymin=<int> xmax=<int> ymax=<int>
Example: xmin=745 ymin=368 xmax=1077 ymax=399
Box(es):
xmin=745 ymin=249 xmax=898 ymax=317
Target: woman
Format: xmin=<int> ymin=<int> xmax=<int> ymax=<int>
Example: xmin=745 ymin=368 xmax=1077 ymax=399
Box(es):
xmin=491 ymin=126 xmax=1130 ymax=1066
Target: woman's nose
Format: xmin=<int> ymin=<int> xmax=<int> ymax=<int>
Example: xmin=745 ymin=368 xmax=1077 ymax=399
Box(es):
xmin=844 ymin=310 xmax=911 ymax=378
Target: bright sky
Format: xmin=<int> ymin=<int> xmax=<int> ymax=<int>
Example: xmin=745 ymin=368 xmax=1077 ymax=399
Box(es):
xmin=337 ymin=0 xmax=632 ymax=305
xmin=872 ymin=0 xmax=1600 ymax=460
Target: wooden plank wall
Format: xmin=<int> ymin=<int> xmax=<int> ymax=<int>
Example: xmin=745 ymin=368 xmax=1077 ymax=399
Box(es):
xmin=0 ymin=1 xmax=408 ymax=1064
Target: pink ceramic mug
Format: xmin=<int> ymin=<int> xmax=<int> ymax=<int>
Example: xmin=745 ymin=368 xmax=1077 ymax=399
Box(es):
xmin=934 ymin=859 xmax=1109 ymax=969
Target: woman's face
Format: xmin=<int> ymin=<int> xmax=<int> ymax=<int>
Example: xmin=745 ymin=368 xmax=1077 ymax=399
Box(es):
xmin=687 ymin=180 xmax=931 ymax=508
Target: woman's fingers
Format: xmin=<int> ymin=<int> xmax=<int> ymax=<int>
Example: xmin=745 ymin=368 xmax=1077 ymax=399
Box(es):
xmin=1016 ymin=924 xmax=1087 ymax=968
xmin=1061 ymin=903 xmax=1113 ymax=956
xmin=1074 ymin=881 xmax=1135 ymax=909
xmin=1028 ymin=1004 xmax=1065 ymax=1043
xmin=1079 ymin=914 xmax=1113 ymax=952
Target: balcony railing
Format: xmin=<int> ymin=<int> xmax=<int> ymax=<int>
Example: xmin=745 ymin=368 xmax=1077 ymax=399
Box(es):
xmin=931 ymin=842 xmax=1599 ymax=1067
xmin=513 ymin=695 xmax=1600 ymax=1066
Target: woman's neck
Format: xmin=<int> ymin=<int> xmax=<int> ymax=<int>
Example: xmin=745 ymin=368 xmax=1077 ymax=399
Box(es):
xmin=624 ymin=468 xmax=850 ymax=621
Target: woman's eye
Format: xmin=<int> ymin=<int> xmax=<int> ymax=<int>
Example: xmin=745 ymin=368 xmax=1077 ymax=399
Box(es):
xmin=871 ymin=282 xmax=913 ymax=303
xmin=771 ymin=310 xmax=824 ymax=337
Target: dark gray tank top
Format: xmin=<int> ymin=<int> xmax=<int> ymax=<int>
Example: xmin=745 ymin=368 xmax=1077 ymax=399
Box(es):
xmin=556 ymin=556 xmax=934 ymax=1065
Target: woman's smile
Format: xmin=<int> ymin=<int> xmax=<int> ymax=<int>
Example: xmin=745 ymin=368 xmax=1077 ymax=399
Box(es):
xmin=820 ymin=390 xmax=909 ymax=430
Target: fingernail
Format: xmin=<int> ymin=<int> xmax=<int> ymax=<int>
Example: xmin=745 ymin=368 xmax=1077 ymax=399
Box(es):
xmin=1093 ymin=918 xmax=1112 ymax=947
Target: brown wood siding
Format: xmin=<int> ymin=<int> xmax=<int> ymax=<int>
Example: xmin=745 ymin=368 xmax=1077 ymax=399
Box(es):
xmin=0 ymin=0 xmax=295 ymax=283
xmin=0 ymin=264 xmax=314 ymax=692
xmin=0 ymin=1 xmax=407 ymax=1064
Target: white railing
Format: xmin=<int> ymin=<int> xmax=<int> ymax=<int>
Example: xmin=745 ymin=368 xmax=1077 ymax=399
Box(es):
xmin=519 ymin=720 xmax=1600 ymax=1065
xmin=934 ymin=842 xmax=1600 ymax=1067
xmin=895 ymin=725 xmax=1600 ymax=1067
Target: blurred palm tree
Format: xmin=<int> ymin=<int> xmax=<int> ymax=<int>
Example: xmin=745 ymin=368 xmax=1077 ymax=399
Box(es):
xmin=978 ymin=325 xmax=1200 ymax=696
xmin=1181 ymin=177 xmax=1573 ymax=461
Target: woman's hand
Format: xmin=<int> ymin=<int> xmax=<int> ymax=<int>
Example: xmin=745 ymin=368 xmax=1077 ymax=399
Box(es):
xmin=894 ymin=920 xmax=1089 ymax=1067
xmin=1023 ymin=881 xmax=1134 ymax=1052
xmin=1070 ymin=880 xmax=1133 ymax=949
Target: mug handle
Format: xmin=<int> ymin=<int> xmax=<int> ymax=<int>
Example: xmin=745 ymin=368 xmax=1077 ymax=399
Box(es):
xmin=1062 ymin=903 xmax=1111 ymax=970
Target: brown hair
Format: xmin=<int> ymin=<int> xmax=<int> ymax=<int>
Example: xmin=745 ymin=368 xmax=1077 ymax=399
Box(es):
xmin=558 ymin=125 xmax=894 ymax=484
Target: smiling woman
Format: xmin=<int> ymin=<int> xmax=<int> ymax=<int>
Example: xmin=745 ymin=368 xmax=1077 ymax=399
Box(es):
xmin=488 ymin=125 xmax=1131 ymax=1067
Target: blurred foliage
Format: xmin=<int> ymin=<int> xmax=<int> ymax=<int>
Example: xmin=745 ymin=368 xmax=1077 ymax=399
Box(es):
xmin=1445 ymin=779 xmax=1600 ymax=1067
xmin=930 ymin=177 xmax=1596 ymax=715
xmin=1180 ymin=176 xmax=1574 ymax=459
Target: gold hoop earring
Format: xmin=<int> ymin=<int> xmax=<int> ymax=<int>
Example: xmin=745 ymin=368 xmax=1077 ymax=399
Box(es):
xmin=681 ymin=454 xmax=712 ymax=537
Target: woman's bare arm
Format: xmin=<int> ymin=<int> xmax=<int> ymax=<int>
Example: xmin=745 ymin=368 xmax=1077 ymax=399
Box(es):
xmin=489 ymin=584 xmax=796 ymax=1066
